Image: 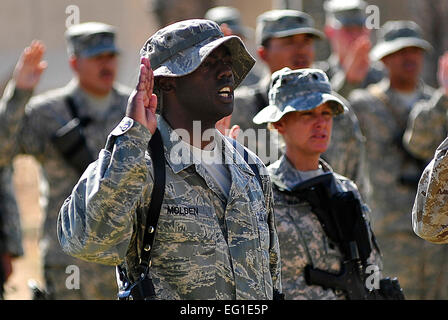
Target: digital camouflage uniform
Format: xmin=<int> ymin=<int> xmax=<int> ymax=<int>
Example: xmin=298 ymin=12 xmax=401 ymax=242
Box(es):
xmin=348 ymin=21 xmax=448 ymax=299
xmin=0 ymin=165 xmax=23 ymax=259
xmin=253 ymin=67 xmax=382 ymax=300
xmin=0 ymin=23 xmax=130 ymax=299
xmin=0 ymin=79 xmax=130 ymax=299
xmin=411 ymin=137 xmax=448 ymax=299
xmin=404 ymin=89 xmax=448 ymax=162
xmin=349 ymin=79 xmax=448 ymax=299
xmin=230 ymin=10 xmax=369 ymax=198
xmin=269 ymin=156 xmax=382 ymax=299
xmin=58 ymin=19 xmax=282 ymax=300
xmin=413 ymin=136 xmax=448 ymax=244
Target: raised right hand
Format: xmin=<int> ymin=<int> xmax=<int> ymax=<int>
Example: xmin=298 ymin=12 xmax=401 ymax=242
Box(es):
xmin=343 ymin=35 xmax=371 ymax=84
xmin=126 ymin=56 xmax=158 ymax=134
xmin=13 ymin=40 xmax=47 ymax=90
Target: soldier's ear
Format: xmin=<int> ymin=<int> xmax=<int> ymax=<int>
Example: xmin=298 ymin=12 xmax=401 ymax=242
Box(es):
xmin=69 ymin=55 xmax=79 ymax=73
xmin=257 ymin=46 xmax=268 ymax=63
xmin=272 ymin=118 xmax=286 ymax=134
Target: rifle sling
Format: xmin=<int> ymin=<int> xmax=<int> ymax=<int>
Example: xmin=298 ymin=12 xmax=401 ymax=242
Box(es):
xmin=139 ymin=129 xmax=166 ymax=267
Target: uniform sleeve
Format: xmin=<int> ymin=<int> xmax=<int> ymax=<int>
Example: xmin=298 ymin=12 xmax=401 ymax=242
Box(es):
xmin=57 ymin=117 xmax=153 ymax=265
xmin=0 ymin=80 xmax=33 ymax=165
xmin=403 ymin=89 xmax=448 ymax=161
xmin=256 ymin=157 xmax=282 ymax=294
xmin=412 ymin=136 xmax=448 ymax=243
xmin=0 ymin=165 xmax=23 ymax=257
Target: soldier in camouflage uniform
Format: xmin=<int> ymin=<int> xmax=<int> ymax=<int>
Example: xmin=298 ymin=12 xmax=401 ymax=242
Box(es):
xmin=404 ymin=51 xmax=448 ymax=162
xmin=349 ymin=21 xmax=448 ymax=299
xmin=0 ymin=165 xmax=24 ymax=297
xmin=319 ymin=0 xmax=385 ymax=99
xmin=58 ymin=19 xmax=282 ymax=300
xmin=0 ymin=23 xmax=131 ymax=299
xmin=413 ymin=136 xmax=448 ymax=244
xmin=253 ymin=67 xmax=382 ymax=299
xmin=230 ymin=9 xmax=369 ymax=199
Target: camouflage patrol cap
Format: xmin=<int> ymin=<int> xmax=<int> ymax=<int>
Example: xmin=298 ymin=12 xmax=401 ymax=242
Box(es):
xmin=324 ymin=0 xmax=367 ymax=27
xmin=204 ymin=6 xmax=252 ymax=38
xmin=140 ymin=19 xmax=255 ymax=88
xmin=256 ymin=10 xmax=325 ymax=46
xmin=370 ymin=20 xmax=432 ymax=61
xmin=65 ymin=22 xmax=119 ymax=58
xmin=253 ymin=68 xmax=347 ymax=124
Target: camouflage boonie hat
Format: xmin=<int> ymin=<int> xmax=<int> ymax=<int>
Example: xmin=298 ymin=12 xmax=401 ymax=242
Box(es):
xmin=65 ymin=22 xmax=119 ymax=58
xmin=253 ymin=68 xmax=347 ymax=124
xmin=370 ymin=20 xmax=432 ymax=61
xmin=324 ymin=0 xmax=367 ymax=27
xmin=204 ymin=6 xmax=253 ymax=38
xmin=256 ymin=10 xmax=325 ymax=46
xmin=140 ymin=19 xmax=255 ymax=88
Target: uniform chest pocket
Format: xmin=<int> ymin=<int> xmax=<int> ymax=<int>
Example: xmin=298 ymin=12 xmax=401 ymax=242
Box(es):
xmin=155 ymin=203 xmax=216 ymax=243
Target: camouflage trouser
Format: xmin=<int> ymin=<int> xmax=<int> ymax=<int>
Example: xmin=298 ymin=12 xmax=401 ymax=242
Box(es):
xmin=43 ymin=261 xmax=117 ymax=300
xmin=377 ymin=231 xmax=448 ymax=300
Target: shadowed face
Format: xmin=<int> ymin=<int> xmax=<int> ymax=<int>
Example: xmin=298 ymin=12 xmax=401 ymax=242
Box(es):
xmin=381 ymin=46 xmax=424 ymax=82
xmin=260 ymin=33 xmax=315 ymax=73
xmin=174 ymin=45 xmax=235 ymax=124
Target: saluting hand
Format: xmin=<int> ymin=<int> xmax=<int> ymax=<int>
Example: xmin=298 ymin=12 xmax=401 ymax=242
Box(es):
xmin=126 ymin=56 xmax=158 ymax=135
xmin=13 ymin=40 xmax=47 ymax=90
xmin=343 ymin=35 xmax=371 ymax=84
xmin=437 ymin=51 xmax=448 ymax=96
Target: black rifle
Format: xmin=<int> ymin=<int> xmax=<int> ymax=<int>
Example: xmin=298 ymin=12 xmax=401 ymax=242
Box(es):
xmin=280 ymin=173 xmax=405 ymax=300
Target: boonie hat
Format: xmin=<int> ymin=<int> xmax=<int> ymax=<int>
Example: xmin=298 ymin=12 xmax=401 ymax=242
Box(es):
xmin=256 ymin=10 xmax=325 ymax=46
xmin=370 ymin=20 xmax=432 ymax=61
xmin=204 ymin=6 xmax=253 ymax=38
xmin=324 ymin=0 xmax=367 ymax=27
xmin=65 ymin=22 xmax=119 ymax=58
xmin=253 ymin=68 xmax=347 ymax=124
xmin=140 ymin=19 xmax=255 ymax=88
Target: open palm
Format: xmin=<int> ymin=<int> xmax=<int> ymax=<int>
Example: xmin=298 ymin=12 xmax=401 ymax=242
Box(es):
xmin=126 ymin=57 xmax=158 ymax=134
xmin=13 ymin=40 xmax=47 ymax=90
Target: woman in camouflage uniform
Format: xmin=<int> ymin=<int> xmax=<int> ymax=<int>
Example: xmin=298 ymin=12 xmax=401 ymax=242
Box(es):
xmin=253 ymin=67 xmax=384 ymax=299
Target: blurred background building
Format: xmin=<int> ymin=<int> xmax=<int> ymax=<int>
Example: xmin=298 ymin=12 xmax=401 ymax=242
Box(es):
xmin=2 ymin=0 xmax=446 ymax=94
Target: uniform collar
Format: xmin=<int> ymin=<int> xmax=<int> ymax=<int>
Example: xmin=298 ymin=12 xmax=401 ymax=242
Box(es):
xmin=157 ymin=116 xmax=256 ymax=178
xmin=269 ymin=154 xmax=333 ymax=191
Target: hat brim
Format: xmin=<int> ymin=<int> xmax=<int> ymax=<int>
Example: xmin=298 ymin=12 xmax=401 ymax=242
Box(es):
xmin=152 ymin=35 xmax=255 ymax=88
xmin=79 ymin=45 xmax=120 ymax=58
xmin=261 ymin=27 xmax=325 ymax=44
xmin=253 ymin=92 xmax=347 ymax=124
xmin=370 ymin=38 xmax=432 ymax=61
